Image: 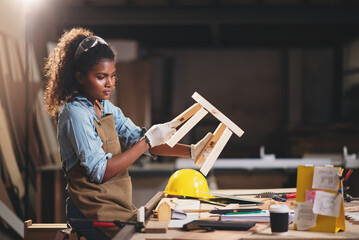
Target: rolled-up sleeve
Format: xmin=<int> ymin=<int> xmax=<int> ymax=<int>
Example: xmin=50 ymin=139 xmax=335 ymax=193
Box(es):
xmin=109 ymin=102 xmax=155 ymax=159
xmin=64 ymin=107 xmax=111 ymax=183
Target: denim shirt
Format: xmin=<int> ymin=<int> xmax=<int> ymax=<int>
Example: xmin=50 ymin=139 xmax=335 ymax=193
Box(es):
xmin=57 ymin=95 xmax=151 ymax=183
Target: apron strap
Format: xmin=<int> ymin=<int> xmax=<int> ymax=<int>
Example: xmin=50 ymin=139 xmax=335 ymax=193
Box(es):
xmin=76 ymin=100 xmax=102 ymax=125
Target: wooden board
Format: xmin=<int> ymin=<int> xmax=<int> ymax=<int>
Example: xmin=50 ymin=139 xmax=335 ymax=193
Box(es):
xmin=173 ymin=223 xmax=268 ymax=240
xmin=0 ymin=200 xmax=23 ymax=238
xmin=0 ymin=102 xmax=25 ymax=198
xmin=35 ymin=90 xmax=61 ymax=165
xmin=200 ymin=127 xmax=233 ymax=176
xmin=171 ymin=103 xmax=202 ymax=128
xmin=192 ymin=92 xmax=244 ymax=138
xmin=0 ymin=172 xmax=14 ymax=212
xmin=195 ymin=123 xmax=226 ymax=167
xmin=166 ymin=107 xmax=208 ymax=147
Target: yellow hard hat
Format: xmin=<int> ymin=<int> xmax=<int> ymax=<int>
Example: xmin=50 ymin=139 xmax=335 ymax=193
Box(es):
xmin=164 ymin=169 xmax=212 ymax=199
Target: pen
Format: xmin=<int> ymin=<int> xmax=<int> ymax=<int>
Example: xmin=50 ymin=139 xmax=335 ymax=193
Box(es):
xmin=210 ymin=208 xmax=262 ymax=214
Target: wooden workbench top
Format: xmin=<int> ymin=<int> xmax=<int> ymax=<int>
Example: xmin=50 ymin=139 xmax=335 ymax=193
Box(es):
xmin=121 ymin=190 xmax=359 ymax=240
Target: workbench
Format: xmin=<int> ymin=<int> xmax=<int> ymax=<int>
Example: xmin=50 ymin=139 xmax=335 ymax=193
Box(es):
xmin=113 ymin=189 xmax=359 ymax=240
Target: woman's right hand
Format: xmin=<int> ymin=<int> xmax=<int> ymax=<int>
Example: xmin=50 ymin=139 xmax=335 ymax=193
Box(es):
xmin=145 ymin=120 xmax=180 ymax=147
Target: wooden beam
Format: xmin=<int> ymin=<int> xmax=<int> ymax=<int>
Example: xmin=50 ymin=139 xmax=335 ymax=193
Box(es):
xmin=192 ymin=92 xmax=244 ymax=138
xmin=170 ymin=103 xmax=202 ymax=128
xmin=35 ymin=90 xmax=61 ymax=165
xmin=0 ymin=103 xmax=25 ymax=198
xmin=200 ymin=127 xmax=233 ymax=176
xmin=195 ymin=123 xmax=226 ymax=167
xmin=166 ymin=107 xmax=207 ymax=148
xmin=0 ymin=200 xmax=23 ymax=238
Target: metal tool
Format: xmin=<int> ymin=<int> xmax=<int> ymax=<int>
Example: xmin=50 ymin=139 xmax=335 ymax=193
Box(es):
xmin=255 ymin=192 xmax=296 ymax=202
xmin=70 ymin=218 xmax=145 ymax=232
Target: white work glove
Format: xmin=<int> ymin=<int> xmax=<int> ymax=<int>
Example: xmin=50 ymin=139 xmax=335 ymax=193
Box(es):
xmin=190 ymin=132 xmax=213 ymax=160
xmin=145 ymin=120 xmax=180 ymax=148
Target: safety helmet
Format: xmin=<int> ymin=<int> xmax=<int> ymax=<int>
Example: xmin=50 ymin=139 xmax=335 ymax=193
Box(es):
xmin=164 ymin=169 xmax=212 ymax=199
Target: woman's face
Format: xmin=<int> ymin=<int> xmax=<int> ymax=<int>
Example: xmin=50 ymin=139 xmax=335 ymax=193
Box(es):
xmin=77 ymin=60 xmax=116 ymax=104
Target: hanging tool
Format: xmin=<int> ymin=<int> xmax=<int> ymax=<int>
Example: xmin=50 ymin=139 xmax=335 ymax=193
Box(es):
xmin=70 ymin=218 xmax=144 ymax=232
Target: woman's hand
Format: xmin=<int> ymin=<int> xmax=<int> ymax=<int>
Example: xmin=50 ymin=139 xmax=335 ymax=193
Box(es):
xmin=190 ymin=132 xmax=213 ymax=160
xmin=145 ymin=120 xmax=180 ymax=147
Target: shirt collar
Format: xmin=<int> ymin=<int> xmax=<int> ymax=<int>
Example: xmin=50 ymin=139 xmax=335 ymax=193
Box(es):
xmin=72 ymin=94 xmax=105 ymax=108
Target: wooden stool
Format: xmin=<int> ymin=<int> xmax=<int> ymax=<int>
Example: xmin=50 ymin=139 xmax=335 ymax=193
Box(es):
xmin=166 ymin=92 xmax=244 ymax=175
xmin=24 ymin=220 xmax=79 ymax=240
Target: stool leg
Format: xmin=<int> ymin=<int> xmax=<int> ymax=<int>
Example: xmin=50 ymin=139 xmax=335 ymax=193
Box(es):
xmin=195 ymin=123 xmax=227 ymax=167
xmin=166 ymin=107 xmax=208 ymax=147
xmin=200 ymin=127 xmax=233 ymax=176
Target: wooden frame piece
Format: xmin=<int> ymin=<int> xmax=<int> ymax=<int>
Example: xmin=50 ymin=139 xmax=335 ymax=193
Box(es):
xmin=192 ymin=92 xmax=244 ymax=138
xmin=195 ymin=123 xmax=227 ymax=167
xmin=171 ymin=103 xmax=202 ymax=128
xmin=166 ymin=107 xmax=208 ymax=147
xmin=200 ymin=127 xmax=233 ymax=176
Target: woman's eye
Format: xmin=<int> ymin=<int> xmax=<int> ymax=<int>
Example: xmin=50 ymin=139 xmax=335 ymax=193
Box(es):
xmin=97 ymin=76 xmax=105 ymax=80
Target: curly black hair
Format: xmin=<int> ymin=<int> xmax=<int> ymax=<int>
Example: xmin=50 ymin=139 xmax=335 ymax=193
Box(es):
xmin=44 ymin=27 xmax=116 ymax=118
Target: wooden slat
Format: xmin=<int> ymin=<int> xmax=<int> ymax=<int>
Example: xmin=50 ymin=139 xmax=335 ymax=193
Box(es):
xmin=192 ymin=92 xmax=244 ymax=138
xmin=0 ymin=34 xmax=26 ymax=170
xmin=0 ymin=102 xmax=25 ymax=198
xmin=166 ymin=107 xmax=208 ymax=147
xmin=171 ymin=103 xmax=202 ymax=128
xmin=0 ymin=172 xmax=14 ymax=212
xmin=200 ymin=127 xmax=233 ymax=176
xmin=195 ymin=123 xmax=226 ymax=167
xmin=0 ymin=200 xmax=24 ymax=238
xmin=35 ymin=90 xmax=61 ymax=165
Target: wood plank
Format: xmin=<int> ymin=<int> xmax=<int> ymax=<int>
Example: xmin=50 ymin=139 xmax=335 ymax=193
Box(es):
xmin=171 ymin=103 xmax=202 ymax=128
xmin=195 ymin=123 xmax=226 ymax=167
xmin=35 ymin=90 xmax=61 ymax=165
xmin=0 ymin=200 xmax=24 ymax=238
xmin=145 ymin=221 xmax=168 ymax=233
xmin=166 ymin=107 xmax=208 ymax=147
xmin=0 ymin=34 xmax=26 ymax=170
xmin=0 ymin=102 xmax=25 ymax=198
xmin=192 ymin=92 xmax=244 ymax=138
xmin=200 ymin=127 xmax=233 ymax=176
xmin=0 ymin=172 xmax=14 ymax=212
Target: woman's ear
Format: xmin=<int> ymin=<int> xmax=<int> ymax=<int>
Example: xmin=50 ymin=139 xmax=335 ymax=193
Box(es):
xmin=75 ymin=71 xmax=84 ymax=85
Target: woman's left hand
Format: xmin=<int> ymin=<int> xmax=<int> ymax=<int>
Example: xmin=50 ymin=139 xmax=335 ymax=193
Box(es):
xmin=190 ymin=132 xmax=213 ymax=160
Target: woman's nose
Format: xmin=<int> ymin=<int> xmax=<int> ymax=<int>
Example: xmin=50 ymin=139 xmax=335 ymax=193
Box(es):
xmin=105 ymin=77 xmax=113 ymax=87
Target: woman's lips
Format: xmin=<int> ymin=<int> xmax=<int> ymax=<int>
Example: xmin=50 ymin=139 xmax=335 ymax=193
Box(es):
xmin=104 ymin=90 xmax=111 ymax=95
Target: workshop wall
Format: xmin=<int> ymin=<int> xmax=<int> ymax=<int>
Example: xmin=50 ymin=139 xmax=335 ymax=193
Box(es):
xmin=150 ymin=47 xmax=348 ymax=158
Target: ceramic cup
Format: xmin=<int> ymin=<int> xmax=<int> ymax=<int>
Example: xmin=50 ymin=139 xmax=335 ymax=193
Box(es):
xmin=269 ymin=204 xmax=290 ymax=235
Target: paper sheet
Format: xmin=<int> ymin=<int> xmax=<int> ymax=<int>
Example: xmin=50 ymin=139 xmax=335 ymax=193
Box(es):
xmin=312 ymin=166 xmax=340 ymax=191
xmin=294 ymin=201 xmax=317 ymax=230
xmin=313 ymin=191 xmax=342 ymax=217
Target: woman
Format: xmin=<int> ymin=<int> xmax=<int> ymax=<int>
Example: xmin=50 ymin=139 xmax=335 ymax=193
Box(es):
xmin=44 ymin=28 xmax=212 ymax=240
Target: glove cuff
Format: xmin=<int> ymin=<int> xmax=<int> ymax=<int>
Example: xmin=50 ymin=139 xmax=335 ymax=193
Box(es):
xmin=144 ymin=135 xmax=152 ymax=148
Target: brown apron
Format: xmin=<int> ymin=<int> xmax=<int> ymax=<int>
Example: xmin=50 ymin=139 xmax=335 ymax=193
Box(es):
xmin=66 ymin=111 xmax=137 ymax=238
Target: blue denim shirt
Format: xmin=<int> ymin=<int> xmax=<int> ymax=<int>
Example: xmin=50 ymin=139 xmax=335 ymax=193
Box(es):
xmin=57 ymin=95 xmax=151 ymax=183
